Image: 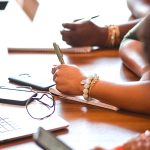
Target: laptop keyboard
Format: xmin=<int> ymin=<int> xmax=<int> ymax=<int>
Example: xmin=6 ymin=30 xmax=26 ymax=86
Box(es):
xmin=0 ymin=116 xmax=21 ymax=133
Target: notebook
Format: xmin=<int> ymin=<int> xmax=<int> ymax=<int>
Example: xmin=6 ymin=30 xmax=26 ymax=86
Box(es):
xmin=0 ymin=105 xmax=69 ymax=143
xmin=49 ymin=88 xmax=119 ymax=111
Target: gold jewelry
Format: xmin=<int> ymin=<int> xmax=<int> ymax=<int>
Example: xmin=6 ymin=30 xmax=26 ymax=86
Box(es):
xmin=105 ymin=25 xmax=120 ymax=48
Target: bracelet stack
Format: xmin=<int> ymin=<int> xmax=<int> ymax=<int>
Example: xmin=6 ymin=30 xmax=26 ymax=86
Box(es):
xmin=80 ymin=74 xmax=99 ymax=100
xmin=105 ymin=25 xmax=120 ymax=48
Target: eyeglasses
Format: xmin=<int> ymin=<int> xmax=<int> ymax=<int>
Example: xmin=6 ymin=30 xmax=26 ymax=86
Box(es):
xmin=0 ymin=86 xmax=55 ymax=120
xmin=26 ymin=89 xmax=55 ymax=120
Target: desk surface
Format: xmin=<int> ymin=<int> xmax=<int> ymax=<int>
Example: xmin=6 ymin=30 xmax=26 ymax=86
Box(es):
xmin=0 ymin=0 xmax=150 ymax=150
xmin=0 ymin=49 xmax=150 ymax=150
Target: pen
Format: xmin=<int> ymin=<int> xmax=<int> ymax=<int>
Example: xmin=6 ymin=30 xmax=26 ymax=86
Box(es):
xmin=73 ymin=15 xmax=99 ymax=22
xmin=53 ymin=42 xmax=65 ymax=64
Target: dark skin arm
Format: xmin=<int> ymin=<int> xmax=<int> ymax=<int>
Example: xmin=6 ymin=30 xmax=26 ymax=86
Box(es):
xmin=119 ymin=39 xmax=149 ymax=77
xmin=119 ymin=13 xmax=150 ymax=77
xmin=52 ymin=63 xmax=150 ymax=114
xmin=60 ymin=20 xmax=139 ymax=48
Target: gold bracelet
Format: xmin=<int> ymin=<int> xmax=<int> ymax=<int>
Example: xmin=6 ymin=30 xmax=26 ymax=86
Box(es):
xmin=105 ymin=25 xmax=120 ymax=48
xmin=88 ymin=78 xmax=99 ymax=98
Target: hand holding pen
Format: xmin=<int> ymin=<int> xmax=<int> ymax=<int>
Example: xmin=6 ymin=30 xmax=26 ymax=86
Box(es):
xmin=60 ymin=15 xmax=101 ymax=47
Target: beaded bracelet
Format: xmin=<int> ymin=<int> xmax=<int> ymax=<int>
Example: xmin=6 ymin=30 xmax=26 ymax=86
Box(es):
xmin=80 ymin=74 xmax=99 ymax=100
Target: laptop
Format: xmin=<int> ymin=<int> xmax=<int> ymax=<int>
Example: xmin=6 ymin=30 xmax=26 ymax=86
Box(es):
xmin=0 ymin=0 xmax=8 ymax=10
xmin=0 ymin=106 xmax=69 ymax=143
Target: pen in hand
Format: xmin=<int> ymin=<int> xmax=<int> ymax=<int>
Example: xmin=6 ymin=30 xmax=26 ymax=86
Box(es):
xmin=73 ymin=15 xmax=99 ymax=22
xmin=53 ymin=42 xmax=65 ymax=64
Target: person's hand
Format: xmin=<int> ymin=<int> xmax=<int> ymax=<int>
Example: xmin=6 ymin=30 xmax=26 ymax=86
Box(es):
xmin=122 ymin=130 xmax=150 ymax=150
xmin=91 ymin=131 xmax=150 ymax=150
xmin=60 ymin=21 xmax=107 ymax=47
xmin=51 ymin=64 xmax=86 ymax=95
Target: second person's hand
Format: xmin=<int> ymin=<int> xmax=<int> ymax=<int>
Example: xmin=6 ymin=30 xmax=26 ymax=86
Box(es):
xmin=60 ymin=21 xmax=107 ymax=48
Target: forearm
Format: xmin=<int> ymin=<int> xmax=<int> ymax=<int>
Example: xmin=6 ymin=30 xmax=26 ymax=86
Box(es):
xmin=61 ymin=18 xmax=140 ymax=48
xmin=119 ymin=39 xmax=149 ymax=77
xmin=90 ymin=80 xmax=150 ymax=114
xmin=119 ymin=14 xmax=150 ymax=77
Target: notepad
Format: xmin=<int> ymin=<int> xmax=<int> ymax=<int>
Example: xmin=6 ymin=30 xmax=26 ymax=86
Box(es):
xmin=49 ymin=88 xmax=119 ymax=111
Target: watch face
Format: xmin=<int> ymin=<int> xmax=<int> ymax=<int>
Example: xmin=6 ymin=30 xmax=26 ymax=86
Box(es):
xmin=0 ymin=1 xmax=8 ymax=10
